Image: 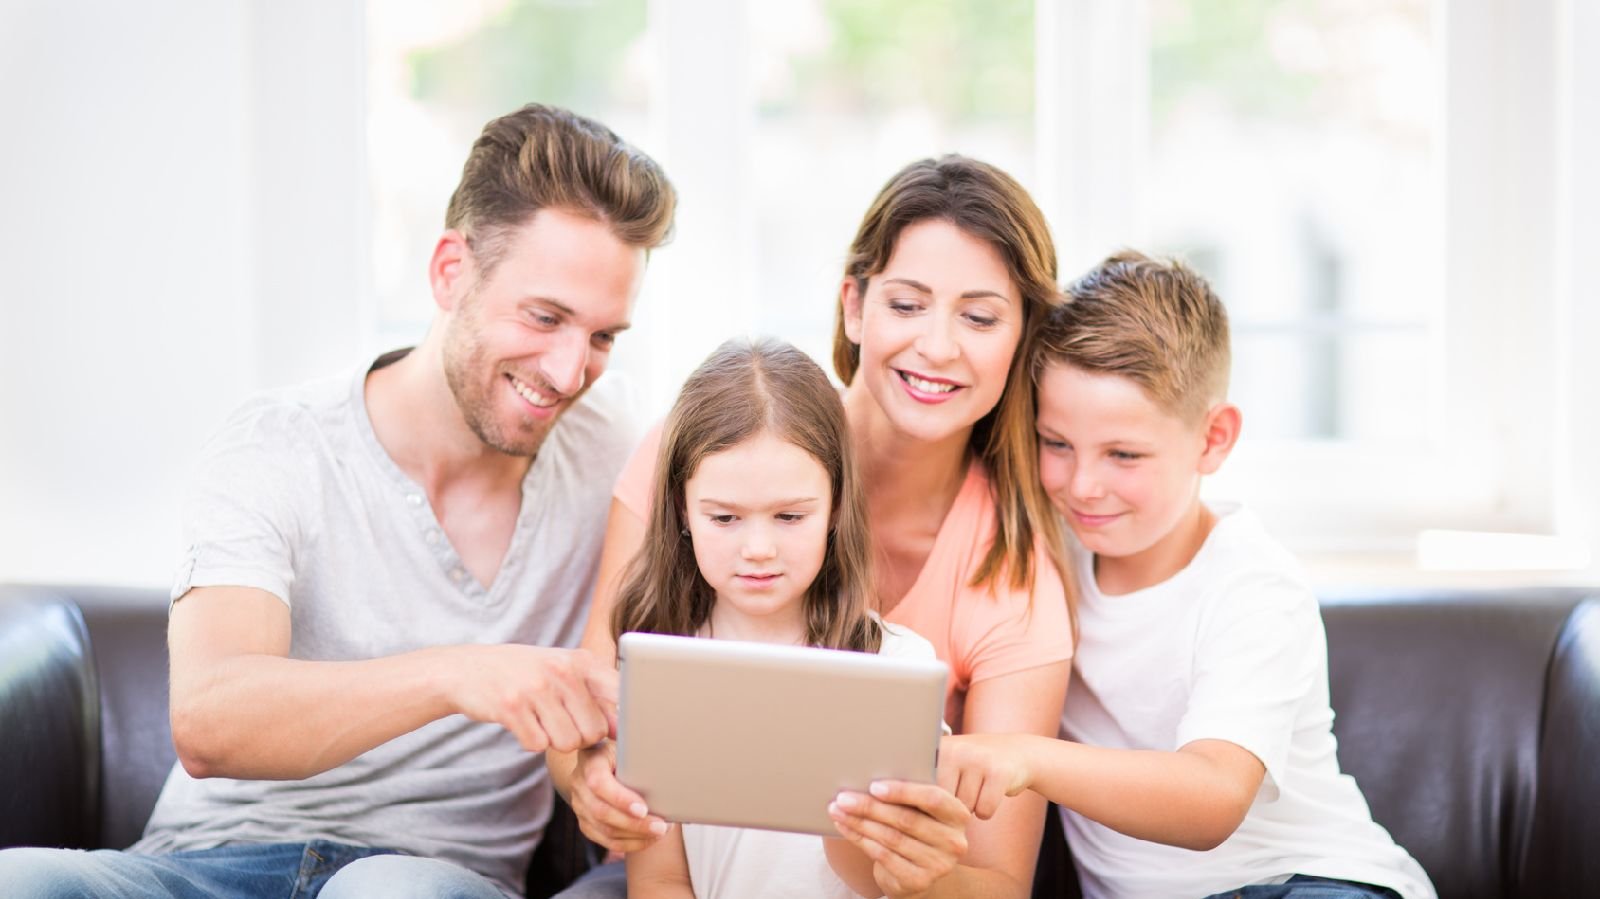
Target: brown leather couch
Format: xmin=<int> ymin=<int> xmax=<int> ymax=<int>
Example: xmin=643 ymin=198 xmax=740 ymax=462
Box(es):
xmin=3 ymin=583 xmax=1597 ymax=898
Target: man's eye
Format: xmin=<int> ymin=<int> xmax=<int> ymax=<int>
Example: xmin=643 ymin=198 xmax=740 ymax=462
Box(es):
xmin=592 ymin=332 xmax=617 ymax=349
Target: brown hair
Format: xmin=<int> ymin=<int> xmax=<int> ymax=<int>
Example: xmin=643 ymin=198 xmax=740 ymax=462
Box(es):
xmin=445 ymin=103 xmax=676 ymax=272
xmin=831 ymin=154 xmax=1066 ymax=594
xmin=613 ymin=338 xmax=882 ymax=653
xmin=1034 ymin=250 xmax=1232 ymax=422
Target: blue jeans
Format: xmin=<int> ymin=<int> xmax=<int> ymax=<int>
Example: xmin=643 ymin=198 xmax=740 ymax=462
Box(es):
xmin=0 ymin=841 xmax=509 ymax=899
xmin=1202 ymin=874 xmax=1403 ymax=899
xmin=547 ymin=860 xmax=625 ymax=898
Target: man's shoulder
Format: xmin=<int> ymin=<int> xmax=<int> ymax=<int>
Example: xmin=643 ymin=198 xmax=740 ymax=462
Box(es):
xmin=218 ymin=370 xmax=354 ymax=440
xmin=1192 ymin=503 xmax=1316 ymax=613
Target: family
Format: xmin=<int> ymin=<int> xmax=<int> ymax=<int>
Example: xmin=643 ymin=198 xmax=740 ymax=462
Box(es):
xmin=0 ymin=104 xmax=1437 ymax=899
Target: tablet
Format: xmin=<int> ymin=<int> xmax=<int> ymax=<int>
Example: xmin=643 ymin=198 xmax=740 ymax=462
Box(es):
xmin=616 ymin=631 xmax=949 ymax=836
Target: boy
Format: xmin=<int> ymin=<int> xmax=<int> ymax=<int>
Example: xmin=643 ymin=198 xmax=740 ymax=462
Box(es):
xmin=938 ymin=252 xmax=1436 ymax=899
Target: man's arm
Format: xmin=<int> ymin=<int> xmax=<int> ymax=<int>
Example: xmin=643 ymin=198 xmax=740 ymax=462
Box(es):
xmin=168 ymin=585 xmax=615 ymax=781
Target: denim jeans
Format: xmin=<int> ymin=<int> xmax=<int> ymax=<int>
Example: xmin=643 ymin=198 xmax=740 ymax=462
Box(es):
xmin=1201 ymin=874 xmax=1403 ymax=899
xmin=0 ymin=840 xmax=509 ymax=899
xmin=547 ymin=860 xmax=626 ymax=898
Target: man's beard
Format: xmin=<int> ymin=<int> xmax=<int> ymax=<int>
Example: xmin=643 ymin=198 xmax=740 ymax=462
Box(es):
xmin=441 ymin=304 xmax=574 ymax=458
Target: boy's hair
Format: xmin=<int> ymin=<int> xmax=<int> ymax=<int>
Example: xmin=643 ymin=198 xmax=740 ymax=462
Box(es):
xmin=831 ymin=154 xmax=1067 ymax=595
xmin=445 ymin=103 xmax=676 ymax=274
xmin=1034 ymin=250 xmax=1231 ymax=422
xmin=612 ymin=338 xmax=882 ymax=654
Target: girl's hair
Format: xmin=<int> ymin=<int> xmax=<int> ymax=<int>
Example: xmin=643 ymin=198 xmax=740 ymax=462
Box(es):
xmin=612 ymin=337 xmax=881 ymax=653
xmin=831 ymin=154 xmax=1068 ymax=596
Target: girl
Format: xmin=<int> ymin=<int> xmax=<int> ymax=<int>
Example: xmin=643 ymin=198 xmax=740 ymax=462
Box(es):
xmin=615 ymin=337 xmax=963 ymax=899
xmin=554 ymin=155 xmax=1075 ymax=899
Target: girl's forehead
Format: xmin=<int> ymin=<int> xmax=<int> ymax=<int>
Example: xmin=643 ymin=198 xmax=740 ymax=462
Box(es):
xmin=687 ymin=432 xmax=832 ymax=494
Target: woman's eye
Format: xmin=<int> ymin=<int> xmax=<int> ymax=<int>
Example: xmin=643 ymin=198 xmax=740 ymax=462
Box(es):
xmin=887 ymin=300 xmax=921 ymax=315
xmin=965 ymin=313 xmax=999 ymax=329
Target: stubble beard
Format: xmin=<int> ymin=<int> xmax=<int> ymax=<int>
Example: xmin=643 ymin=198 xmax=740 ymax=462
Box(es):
xmin=441 ymin=299 xmax=567 ymax=458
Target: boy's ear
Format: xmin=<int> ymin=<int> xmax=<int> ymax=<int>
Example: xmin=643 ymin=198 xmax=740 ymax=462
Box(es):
xmin=1196 ymin=402 xmax=1242 ymax=475
xmin=839 ymin=277 xmax=865 ymax=345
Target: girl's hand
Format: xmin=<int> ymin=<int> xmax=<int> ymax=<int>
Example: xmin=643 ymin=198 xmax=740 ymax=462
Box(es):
xmin=936 ymin=733 xmax=1036 ymax=820
xmin=828 ymin=780 xmax=971 ymax=898
xmin=566 ymin=740 xmax=669 ymax=852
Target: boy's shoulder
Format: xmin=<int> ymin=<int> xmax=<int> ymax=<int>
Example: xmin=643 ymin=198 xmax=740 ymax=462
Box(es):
xmin=1190 ymin=502 xmax=1317 ymax=613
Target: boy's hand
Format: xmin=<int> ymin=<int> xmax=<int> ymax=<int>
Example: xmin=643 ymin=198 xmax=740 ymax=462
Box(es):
xmin=936 ymin=733 xmax=1035 ymax=820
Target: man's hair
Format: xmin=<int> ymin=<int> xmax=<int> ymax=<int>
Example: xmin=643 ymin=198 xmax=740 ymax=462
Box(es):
xmin=444 ymin=103 xmax=676 ymax=272
xmin=613 ymin=337 xmax=882 ymax=654
xmin=1034 ymin=250 xmax=1231 ymax=422
xmin=831 ymin=154 xmax=1066 ymax=595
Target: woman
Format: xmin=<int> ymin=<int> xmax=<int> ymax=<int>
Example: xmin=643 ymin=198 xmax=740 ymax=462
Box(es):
xmin=554 ymin=156 xmax=1074 ymax=898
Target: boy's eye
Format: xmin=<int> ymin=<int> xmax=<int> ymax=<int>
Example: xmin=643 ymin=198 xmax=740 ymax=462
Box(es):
xmin=1038 ymin=433 xmax=1070 ymax=452
xmin=1110 ymin=450 xmax=1144 ymax=462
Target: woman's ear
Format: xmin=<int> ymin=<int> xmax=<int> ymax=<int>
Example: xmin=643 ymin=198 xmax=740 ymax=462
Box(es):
xmin=1196 ymin=403 xmax=1242 ymax=475
xmin=840 ymin=277 xmax=866 ymax=345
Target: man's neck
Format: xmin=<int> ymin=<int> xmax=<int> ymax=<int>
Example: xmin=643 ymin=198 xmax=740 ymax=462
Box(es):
xmin=364 ymin=343 xmax=532 ymax=500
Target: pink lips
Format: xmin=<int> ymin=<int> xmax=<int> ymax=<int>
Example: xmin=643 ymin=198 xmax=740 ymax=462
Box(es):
xmin=736 ymin=573 xmax=781 ymax=588
xmin=1072 ymin=510 xmax=1122 ymax=529
xmin=895 ymin=369 xmax=963 ymax=405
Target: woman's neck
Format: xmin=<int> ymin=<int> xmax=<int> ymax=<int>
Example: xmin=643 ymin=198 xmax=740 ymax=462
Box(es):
xmin=843 ymin=381 xmax=972 ymax=523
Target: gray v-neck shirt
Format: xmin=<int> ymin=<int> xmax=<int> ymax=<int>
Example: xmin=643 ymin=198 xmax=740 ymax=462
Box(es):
xmin=133 ymin=351 xmax=639 ymax=895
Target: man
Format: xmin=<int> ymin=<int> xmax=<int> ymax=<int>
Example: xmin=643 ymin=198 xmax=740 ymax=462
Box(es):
xmin=0 ymin=103 xmax=676 ymax=898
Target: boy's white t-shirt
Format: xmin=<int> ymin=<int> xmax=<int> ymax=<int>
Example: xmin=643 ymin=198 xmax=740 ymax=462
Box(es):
xmin=1059 ymin=502 xmax=1436 ymax=899
xmin=681 ymin=620 xmax=940 ymax=899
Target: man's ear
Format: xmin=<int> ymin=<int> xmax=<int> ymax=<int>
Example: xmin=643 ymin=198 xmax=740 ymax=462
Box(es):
xmin=429 ymin=230 xmax=474 ymax=313
xmin=839 ymin=277 xmax=866 ymax=346
xmin=1197 ymin=403 xmax=1241 ymax=475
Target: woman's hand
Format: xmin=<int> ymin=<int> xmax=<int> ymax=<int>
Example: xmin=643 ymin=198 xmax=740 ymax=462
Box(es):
xmin=565 ymin=740 xmax=669 ymax=853
xmin=936 ymin=733 xmax=1037 ymax=820
xmin=828 ymin=780 xmax=972 ymax=898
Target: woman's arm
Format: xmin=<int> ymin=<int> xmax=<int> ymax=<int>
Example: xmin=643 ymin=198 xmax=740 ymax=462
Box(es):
xmin=547 ymin=497 xmax=669 ymax=851
xmin=625 ymin=822 xmax=696 ymax=898
xmin=939 ymin=733 xmax=1265 ymax=851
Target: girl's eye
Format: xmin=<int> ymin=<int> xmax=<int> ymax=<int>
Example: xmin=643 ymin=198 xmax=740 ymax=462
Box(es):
xmin=709 ymin=514 xmax=736 ymax=525
xmin=776 ymin=513 xmax=807 ymax=523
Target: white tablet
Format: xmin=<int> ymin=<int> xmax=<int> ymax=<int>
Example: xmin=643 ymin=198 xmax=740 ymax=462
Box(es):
xmin=616 ymin=631 xmax=949 ymax=836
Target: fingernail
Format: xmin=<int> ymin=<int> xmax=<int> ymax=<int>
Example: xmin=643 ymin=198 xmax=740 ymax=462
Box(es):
xmin=835 ymin=793 xmax=858 ymax=810
xmin=649 ymin=820 xmax=668 ymax=835
xmin=630 ymin=802 xmax=648 ymax=817
xmin=869 ymin=781 xmax=888 ymax=798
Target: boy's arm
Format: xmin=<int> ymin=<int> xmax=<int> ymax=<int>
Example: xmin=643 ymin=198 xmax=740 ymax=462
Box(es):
xmin=940 ymin=732 xmax=1265 ymax=851
xmin=625 ymin=822 xmax=696 ymax=898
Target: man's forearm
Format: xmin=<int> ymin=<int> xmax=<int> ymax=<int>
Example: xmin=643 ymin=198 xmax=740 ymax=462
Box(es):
xmin=171 ymin=647 xmax=462 ymax=780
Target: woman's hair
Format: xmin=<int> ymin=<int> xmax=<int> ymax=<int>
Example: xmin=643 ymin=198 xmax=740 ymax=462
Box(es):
xmin=612 ymin=337 xmax=881 ymax=653
xmin=831 ymin=154 xmax=1068 ymax=595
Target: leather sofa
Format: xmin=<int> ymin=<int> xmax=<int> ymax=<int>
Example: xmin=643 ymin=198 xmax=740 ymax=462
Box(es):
xmin=3 ymin=583 xmax=1597 ymax=898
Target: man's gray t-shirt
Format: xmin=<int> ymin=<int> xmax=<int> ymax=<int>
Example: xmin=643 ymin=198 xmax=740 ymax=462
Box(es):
xmin=132 ymin=352 xmax=638 ymax=896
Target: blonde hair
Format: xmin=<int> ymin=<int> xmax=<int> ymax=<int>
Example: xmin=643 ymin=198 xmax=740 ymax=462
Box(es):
xmin=831 ymin=155 xmax=1067 ymax=594
xmin=613 ymin=338 xmax=881 ymax=653
xmin=1035 ymin=250 xmax=1231 ymax=422
xmin=445 ymin=103 xmax=676 ymax=272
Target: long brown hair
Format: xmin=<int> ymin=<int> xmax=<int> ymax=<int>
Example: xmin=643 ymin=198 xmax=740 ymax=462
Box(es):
xmin=612 ymin=338 xmax=881 ymax=653
xmin=832 ymin=155 xmax=1068 ymax=595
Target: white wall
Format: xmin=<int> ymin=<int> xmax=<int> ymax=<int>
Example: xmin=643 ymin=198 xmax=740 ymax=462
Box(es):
xmin=0 ymin=0 xmax=365 ymax=587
